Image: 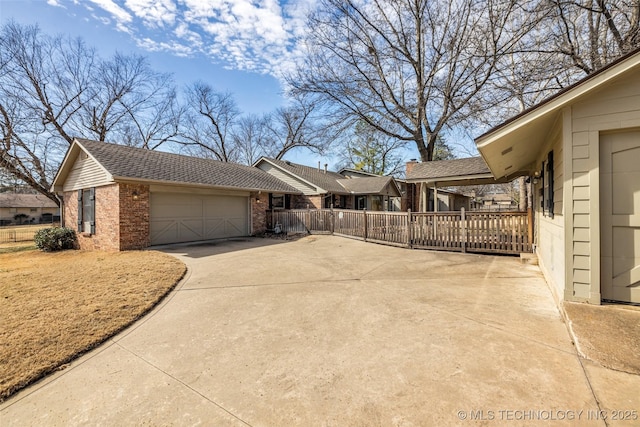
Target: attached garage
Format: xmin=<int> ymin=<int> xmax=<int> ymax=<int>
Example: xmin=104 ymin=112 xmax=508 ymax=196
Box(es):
xmin=52 ymin=139 xmax=300 ymax=251
xmin=150 ymin=192 xmax=249 ymax=245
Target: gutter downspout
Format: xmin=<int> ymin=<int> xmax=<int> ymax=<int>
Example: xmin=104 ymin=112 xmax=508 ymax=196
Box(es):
xmin=54 ymin=193 xmax=64 ymax=227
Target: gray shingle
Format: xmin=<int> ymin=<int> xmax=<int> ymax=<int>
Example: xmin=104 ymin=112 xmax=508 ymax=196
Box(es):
xmin=339 ymin=176 xmax=395 ymax=194
xmin=264 ymin=158 xmax=399 ymax=195
xmin=263 ymin=158 xmax=351 ymax=194
xmin=407 ymin=157 xmax=490 ymax=180
xmin=76 ymin=139 xmax=300 ymax=193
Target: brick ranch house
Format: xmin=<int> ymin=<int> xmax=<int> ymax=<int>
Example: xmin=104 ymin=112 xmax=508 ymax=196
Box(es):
xmin=254 ymin=157 xmax=402 ymax=211
xmin=51 ymin=139 xmax=300 ymax=250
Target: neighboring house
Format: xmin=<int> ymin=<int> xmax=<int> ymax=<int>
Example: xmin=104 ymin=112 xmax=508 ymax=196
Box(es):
xmin=254 ymin=158 xmax=402 ymax=211
xmin=473 ymin=192 xmax=517 ymax=211
xmin=476 ymin=47 xmax=640 ymax=305
xmin=51 ymin=139 xmax=300 ymax=250
xmin=0 ymin=193 xmax=59 ymax=225
xmin=404 ymin=157 xmax=493 ymax=212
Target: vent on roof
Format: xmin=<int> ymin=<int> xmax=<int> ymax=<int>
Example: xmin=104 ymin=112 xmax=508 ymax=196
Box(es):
xmin=285 ymin=160 xmax=291 ymax=165
xmin=501 ymin=147 xmax=513 ymax=156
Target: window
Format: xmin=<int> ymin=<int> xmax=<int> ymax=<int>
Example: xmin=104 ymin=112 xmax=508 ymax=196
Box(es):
xmin=77 ymin=188 xmax=96 ymax=234
xmin=30 ymin=208 xmax=38 ymax=212
xmin=541 ymin=151 xmax=554 ymax=218
xmin=335 ymin=195 xmax=347 ymax=208
xmin=355 ymin=196 xmax=366 ymax=210
xmin=271 ymin=194 xmax=285 ymax=209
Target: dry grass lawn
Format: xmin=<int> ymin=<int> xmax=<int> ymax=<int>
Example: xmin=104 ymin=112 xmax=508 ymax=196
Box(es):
xmin=0 ymin=249 xmax=186 ymax=401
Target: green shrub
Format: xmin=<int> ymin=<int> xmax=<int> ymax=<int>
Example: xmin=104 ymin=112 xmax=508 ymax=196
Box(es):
xmin=34 ymin=227 xmax=77 ymax=252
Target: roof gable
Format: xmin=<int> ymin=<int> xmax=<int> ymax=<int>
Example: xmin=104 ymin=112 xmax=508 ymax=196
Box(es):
xmin=255 ymin=157 xmax=402 ymax=196
xmin=339 ymin=176 xmax=401 ymax=196
xmin=53 ymin=139 xmax=301 ymax=194
xmin=255 ymin=158 xmax=350 ymax=194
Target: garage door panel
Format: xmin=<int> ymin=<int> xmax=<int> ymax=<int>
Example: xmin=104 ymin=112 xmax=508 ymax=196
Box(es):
xmin=226 ymin=217 xmax=247 ymax=235
xmin=151 ymin=192 xmax=248 ymax=245
xmin=205 ymin=218 xmax=224 ymax=239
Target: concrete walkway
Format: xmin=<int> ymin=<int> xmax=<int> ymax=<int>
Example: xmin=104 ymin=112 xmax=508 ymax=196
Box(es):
xmin=2 ymin=236 xmax=638 ymax=426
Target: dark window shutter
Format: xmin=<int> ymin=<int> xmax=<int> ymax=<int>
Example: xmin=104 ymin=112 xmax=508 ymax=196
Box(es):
xmin=268 ymin=193 xmax=273 ymax=210
xmin=285 ymin=194 xmax=291 ymax=209
xmin=77 ymin=190 xmax=83 ymax=232
xmin=89 ymin=187 xmax=96 ymax=234
xmin=540 ymin=161 xmax=545 ymax=210
xmin=547 ymin=151 xmax=554 ymax=219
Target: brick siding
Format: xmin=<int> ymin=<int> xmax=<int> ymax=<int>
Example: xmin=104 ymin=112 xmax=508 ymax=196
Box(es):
xmin=292 ymin=194 xmax=322 ymax=209
xmin=64 ymin=184 xmax=120 ymax=251
xmin=65 ymin=183 xmax=268 ymax=250
xmin=251 ymin=192 xmax=268 ymax=234
xmin=118 ymin=183 xmax=150 ymax=250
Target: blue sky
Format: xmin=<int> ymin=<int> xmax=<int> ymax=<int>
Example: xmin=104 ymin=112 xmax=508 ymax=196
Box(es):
xmin=0 ymin=0 xmax=431 ymax=168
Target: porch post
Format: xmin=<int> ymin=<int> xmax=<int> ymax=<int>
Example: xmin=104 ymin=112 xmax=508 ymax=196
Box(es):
xmin=433 ymin=183 xmax=438 ymax=212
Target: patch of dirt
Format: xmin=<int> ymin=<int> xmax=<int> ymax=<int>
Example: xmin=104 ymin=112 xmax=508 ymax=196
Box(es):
xmin=0 ymin=249 xmax=186 ymax=402
xmin=564 ymin=302 xmax=640 ymax=374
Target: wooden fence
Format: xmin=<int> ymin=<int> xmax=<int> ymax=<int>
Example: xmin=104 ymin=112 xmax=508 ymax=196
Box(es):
xmin=269 ymin=209 xmax=532 ymax=255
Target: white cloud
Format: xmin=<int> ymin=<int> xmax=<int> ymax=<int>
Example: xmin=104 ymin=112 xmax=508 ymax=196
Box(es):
xmin=50 ymin=0 xmax=315 ymax=77
xmin=89 ymin=0 xmax=132 ymax=24
xmin=47 ymin=0 xmax=63 ymax=7
xmin=124 ymin=0 xmax=177 ymax=28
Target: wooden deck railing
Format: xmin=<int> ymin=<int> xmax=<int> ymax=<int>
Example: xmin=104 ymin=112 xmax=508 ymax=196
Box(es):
xmin=269 ymin=208 xmax=532 ymax=255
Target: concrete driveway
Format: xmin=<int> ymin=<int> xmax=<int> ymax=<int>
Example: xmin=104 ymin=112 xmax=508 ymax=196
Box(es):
xmin=2 ymin=236 xmax=638 ymax=426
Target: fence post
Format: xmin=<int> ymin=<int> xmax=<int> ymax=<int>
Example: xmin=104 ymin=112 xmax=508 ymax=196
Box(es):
xmin=330 ymin=204 xmax=335 ymax=234
xmin=363 ymin=209 xmax=368 ymax=242
xmin=461 ymin=207 xmax=467 ymax=253
xmin=306 ymin=205 xmax=311 ymax=234
xmin=407 ymin=209 xmax=412 ymax=248
xmin=527 ymin=207 xmax=533 ymax=252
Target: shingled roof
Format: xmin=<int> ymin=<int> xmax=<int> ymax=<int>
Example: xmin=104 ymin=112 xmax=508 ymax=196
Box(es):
xmin=339 ymin=176 xmax=399 ymax=195
xmin=0 ymin=193 xmax=58 ymax=208
xmin=56 ymin=139 xmax=301 ymax=193
xmin=407 ymin=157 xmax=491 ymax=180
xmin=260 ymin=158 xmax=351 ymax=194
xmin=257 ymin=157 xmax=401 ymax=196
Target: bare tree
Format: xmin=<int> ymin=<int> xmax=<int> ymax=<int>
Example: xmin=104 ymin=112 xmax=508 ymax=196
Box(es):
xmin=181 ymin=82 xmax=240 ymax=161
xmin=549 ymin=0 xmax=640 ymax=75
xmin=262 ymin=95 xmax=333 ymax=160
xmin=233 ymin=114 xmax=272 ymax=165
xmin=119 ymin=87 xmax=184 ymax=150
xmin=79 ymin=53 xmax=178 ymax=146
xmin=288 ymin=0 xmax=543 ymax=162
xmin=0 ymin=21 xmax=182 ymax=202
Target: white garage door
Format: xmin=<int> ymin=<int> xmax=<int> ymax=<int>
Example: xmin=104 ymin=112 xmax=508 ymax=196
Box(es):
xmin=150 ymin=192 xmax=249 ymax=245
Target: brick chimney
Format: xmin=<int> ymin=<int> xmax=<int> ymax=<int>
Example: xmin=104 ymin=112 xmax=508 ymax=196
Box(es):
xmin=406 ymin=159 xmax=418 ymax=176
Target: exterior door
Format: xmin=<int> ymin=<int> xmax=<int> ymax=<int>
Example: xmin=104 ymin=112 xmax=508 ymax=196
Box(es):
xmin=600 ymin=131 xmax=640 ymax=303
